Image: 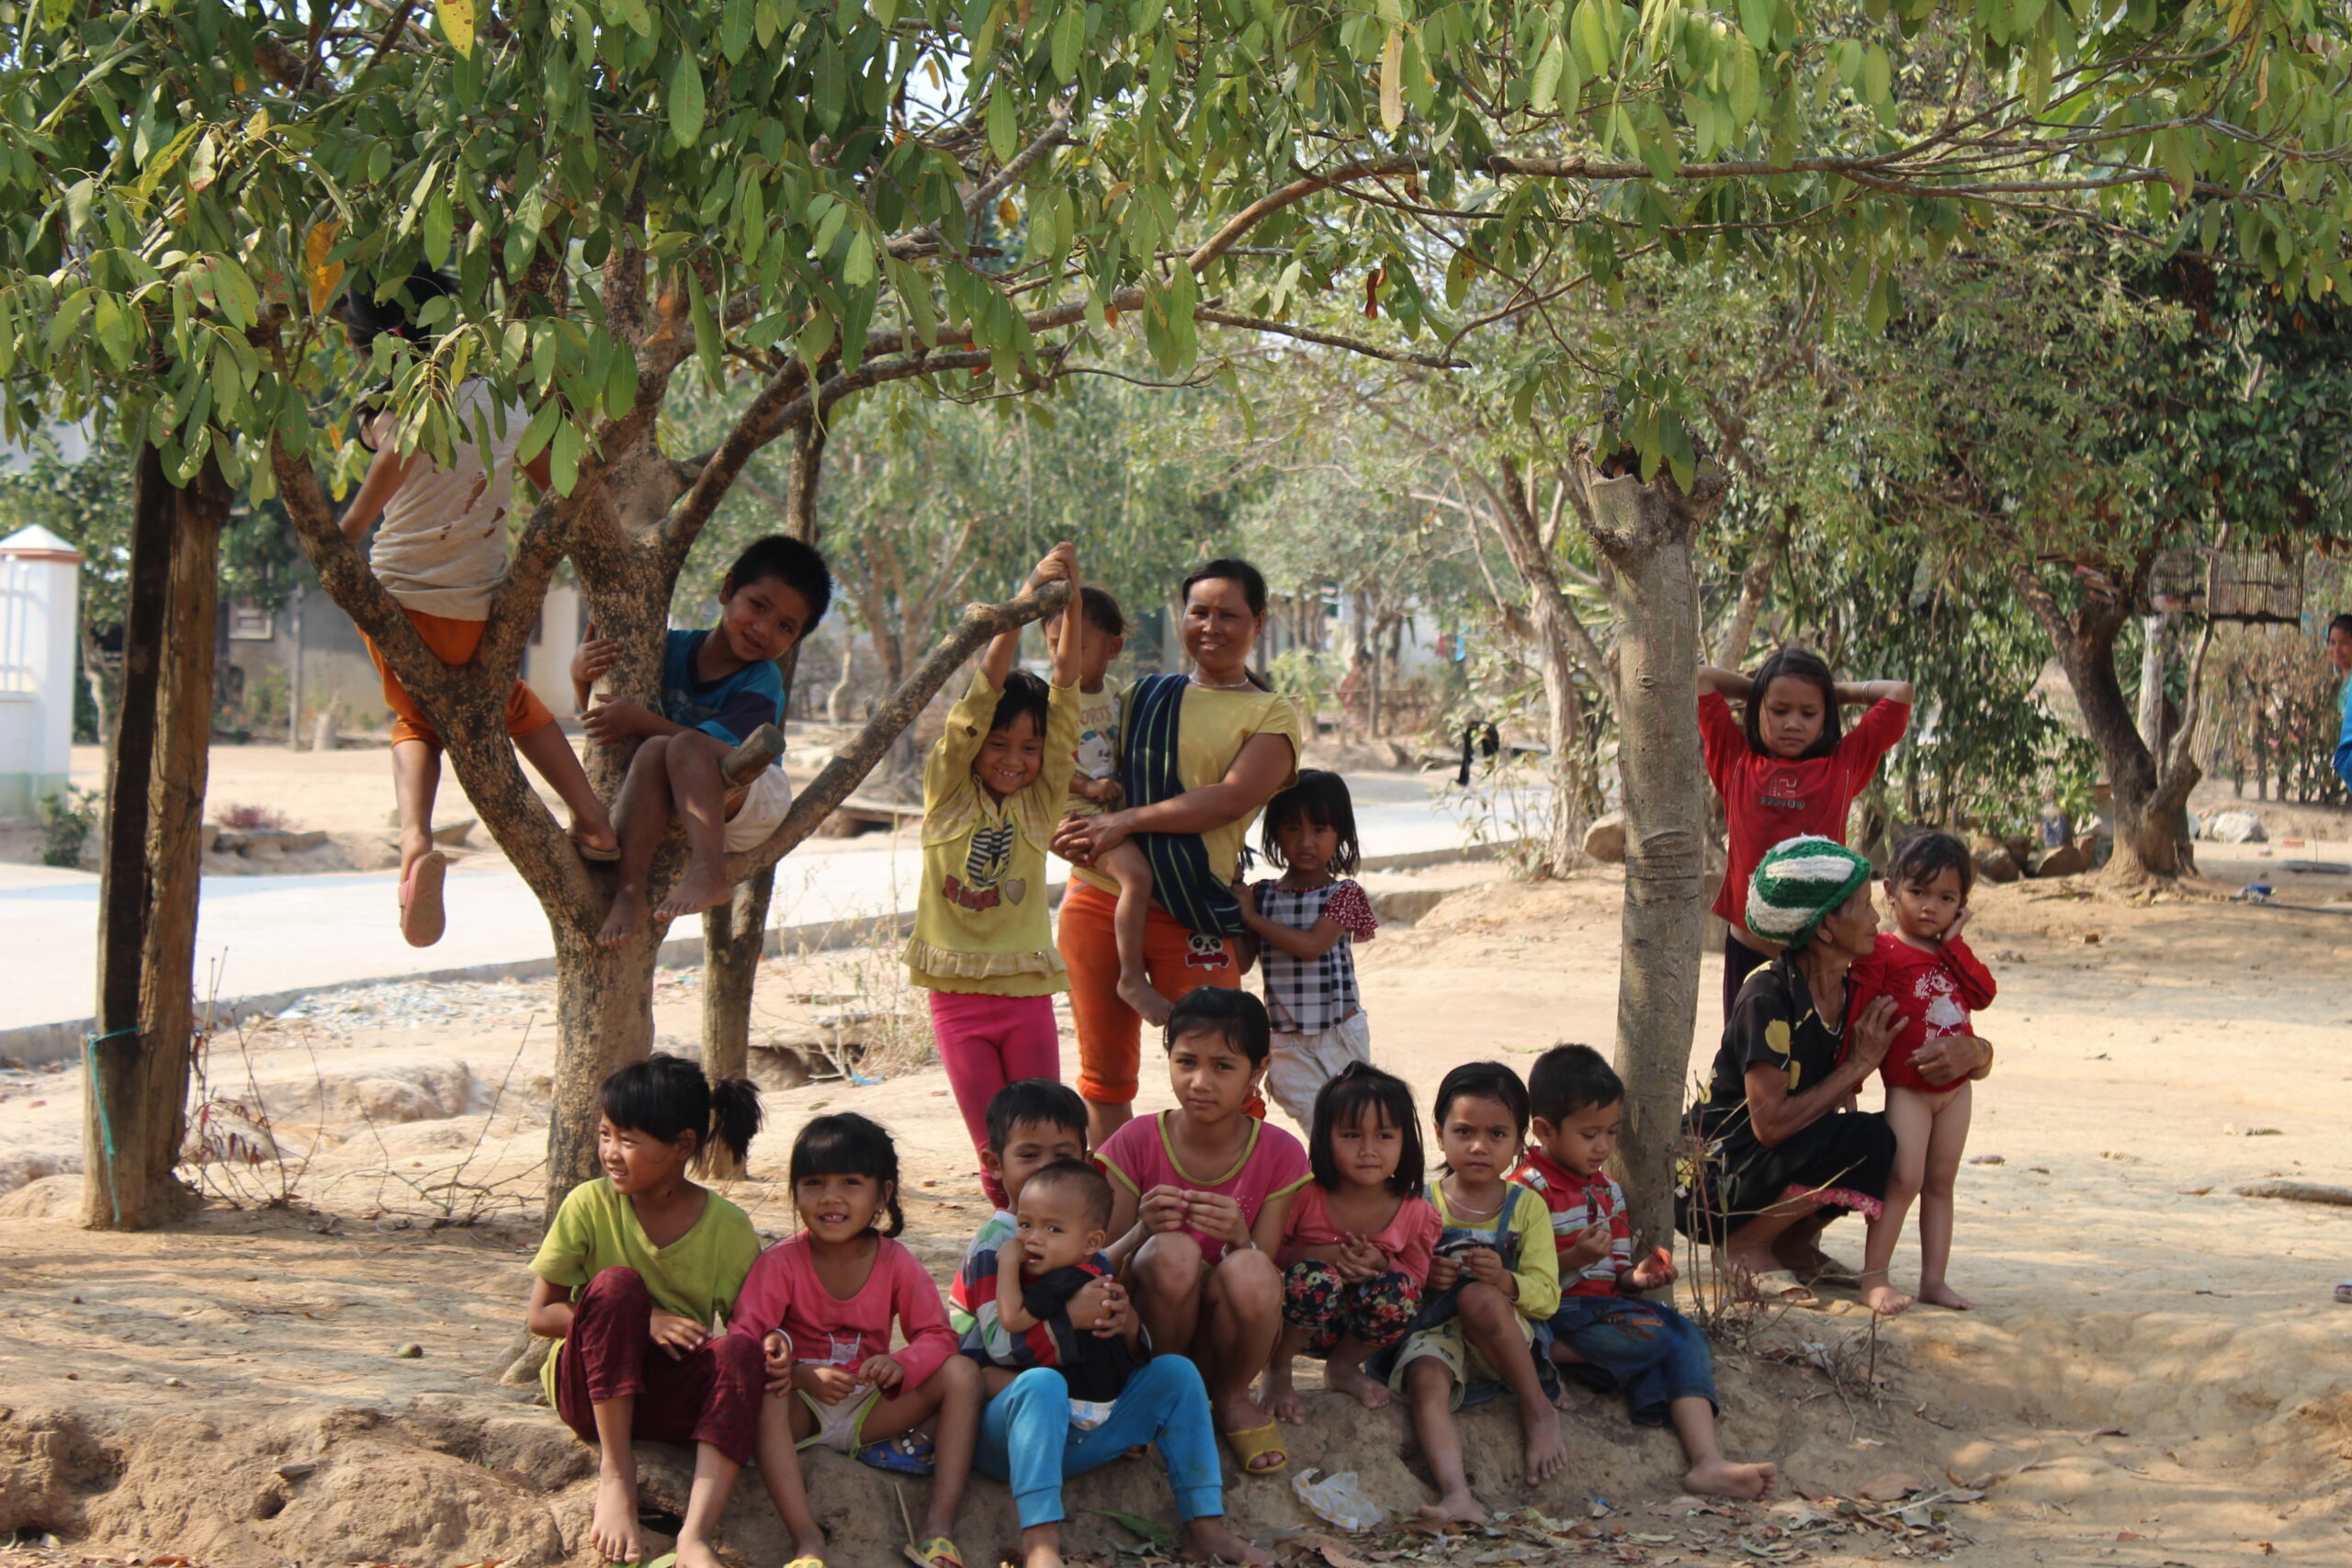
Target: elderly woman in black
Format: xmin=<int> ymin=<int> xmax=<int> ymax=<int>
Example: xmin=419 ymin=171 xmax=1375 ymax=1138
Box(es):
xmin=1677 ymin=836 xmax=1992 ymax=1311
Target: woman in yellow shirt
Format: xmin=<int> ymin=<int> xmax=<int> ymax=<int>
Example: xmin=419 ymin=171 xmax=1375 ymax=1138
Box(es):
xmin=906 ymin=545 xmax=1084 ymax=1207
xmin=1051 ymin=558 xmax=1301 ymax=1148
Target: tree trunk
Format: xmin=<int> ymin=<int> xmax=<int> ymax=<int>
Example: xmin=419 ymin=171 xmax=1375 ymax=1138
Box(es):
xmin=699 ymin=421 xmax=824 ymax=1172
xmin=1580 ymin=462 xmax=1720 ymax=1255
xmin=2136 ymin=611 xmax=2174 ymax=759
xmin=1713 ymin=504 xmax=1792 ymax=667
xmin=84 ymin=450 xmax=229 ymax=1229
xmin=78 ymin=622 xmax=115 ymax=753
xmin=2014 ymin=563 xmax=2196 ymax=880
xmin=826 ymin=638 xmax=855 ymax=723
xmin=548 ymin=923 xmax=667 ymax=1207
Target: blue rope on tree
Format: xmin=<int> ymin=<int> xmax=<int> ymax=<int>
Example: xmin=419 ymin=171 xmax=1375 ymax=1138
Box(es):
xmin=84 ymin=1025 xmax=138 ymax=1225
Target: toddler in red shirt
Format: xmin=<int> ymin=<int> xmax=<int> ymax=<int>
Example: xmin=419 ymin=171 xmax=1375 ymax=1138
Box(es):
xmin=1849 ymin=830 xmax=1997 ymax=1314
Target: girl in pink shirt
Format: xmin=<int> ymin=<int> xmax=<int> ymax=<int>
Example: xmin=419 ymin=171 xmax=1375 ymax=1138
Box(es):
xmin=738 ymin=1113 xmax=981 ymax=1568
xmin=1101 ymin=987 xmax=1308 ymax=1478
xmin=1264 ymin=1063 xmax=1439 ymax=1422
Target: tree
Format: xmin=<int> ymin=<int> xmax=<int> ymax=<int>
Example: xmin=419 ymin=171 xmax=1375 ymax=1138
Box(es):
xmin=10 ymin=0 xmax=2347 ymax=1229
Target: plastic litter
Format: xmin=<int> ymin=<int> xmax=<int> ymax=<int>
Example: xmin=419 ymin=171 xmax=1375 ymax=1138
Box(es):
xmin=1291 ymin=1467 xmax=1384 ymax=1532
xmin=2233 ymin=883 xmax=2273 ymax=904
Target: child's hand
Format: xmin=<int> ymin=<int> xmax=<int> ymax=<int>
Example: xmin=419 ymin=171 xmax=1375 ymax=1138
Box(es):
xmin=1184 ymin=1189 xmax=1248 ymax=1247
xmin=856 ymin=1353 xmax=905 ymax=1392
xmin=1070 ymin=1277 xmax=1135 ymax=1339
xmin=761 ymin=1331 xmax=794 ymax=1393
xmin=1943 ymin=905 xmax=1973 ymax=942
xmin=647 ymin=1309 xmax=709 ymax=1360
xmin=1426 ymin=1252 xmax=1464 ymax=1292
xmin=581 ymin=695 xmax=653 ymax=745
xmin=1625 ymin=1246 xmax=1678 ymax=1292
xmin=1028 ymin=542 xmax=1077 ymax=591
xmin=1564 ymin=1223 xmax=1613 ymax=1270
xmin=1336 ymin=1235 xmax=1385 ymax=1282
xmin=1461 ymin=1246 xmax=1511 ymax=1292
xmin=796 ymin=1362 xmax=860 ymax=1405
xmin=1237 ymin=880 xmax=1261 ymax=915
xmin=571 ymin=633 xmax=621 ymax=690
xmin=1069 ymin=775 xmax=1123 ymax=807
xmin=1139 ymin=1185 xmax=1191 ymax=1235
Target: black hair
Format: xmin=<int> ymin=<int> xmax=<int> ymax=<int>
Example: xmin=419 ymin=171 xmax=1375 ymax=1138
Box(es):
xmin=985 ymin=1078 xmax=1088 ymax=1154
xmin=1163 ymin=985 xmax=1272 ymax=1067
xmin=1527 ymin=1043 xmax=1624 ymax=1125
xmin=2329 ymin=613 xmax=2352 ymax=641
xmin=1023 ymin=1157 xmax=1114 ymax=1231
xmin=597 ymin=1053 xmax=762 ymax=1174
xmin=723 ymin=535 xmax=833 ymax=637
xmin=787 ymin=1111 xmax=904 ymax=1237
xmin=1181 ymin=557 xmax=1269 ymax=618
xmin=1741 ymin=647 xmax=1844 ymax=761
xmin=1431 ymin=1060 xmax=1531 ymax=1141
xmin=1049 ymin=585 xmax=1127 ymax=639
xmin=1885 ymin=827 xmax=1976 ymax=900
xmin=338 ymin=265 xmax=459 ymax=348
xmin=1308 ymin=1062 xmax=1423 ymax=1197
xmin=1261 ymin=770 xmax=1362 ymax=877
xmin=988 ymin=670 xmax=1051 ymax=739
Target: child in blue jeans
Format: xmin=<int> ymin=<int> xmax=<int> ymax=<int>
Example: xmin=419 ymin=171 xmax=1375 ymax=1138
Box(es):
xmin=954 ymin=1081 xmax=1273 ymax=1568
xmin=1512 ymin=1044 xmax=1778 ymax=1501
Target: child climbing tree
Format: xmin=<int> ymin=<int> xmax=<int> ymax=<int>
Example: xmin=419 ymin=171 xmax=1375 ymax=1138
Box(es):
xmin=6 ymin=0 xmax=2346 ymax=1229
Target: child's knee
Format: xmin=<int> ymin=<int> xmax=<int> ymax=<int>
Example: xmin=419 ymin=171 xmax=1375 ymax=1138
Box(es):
xmin=1456 ymin=1281 xmax=1511 ymax=1327
xmin=584 ymin=1266 xmax=650 ymax=1308
xmin=1403 ymin=1358 xmax=1453 ymax=1404
xmin=1133 ymin=1232 xmax=1204 ymax=1293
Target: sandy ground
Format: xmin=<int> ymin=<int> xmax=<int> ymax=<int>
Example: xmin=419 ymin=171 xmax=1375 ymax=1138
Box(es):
xmin=3 ymin=848 xmax=2351 ymax=1566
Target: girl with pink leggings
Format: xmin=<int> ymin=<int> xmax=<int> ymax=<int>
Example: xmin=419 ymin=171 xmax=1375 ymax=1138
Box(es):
xmin=903 ymin=545 xmax=1085 ymax=1205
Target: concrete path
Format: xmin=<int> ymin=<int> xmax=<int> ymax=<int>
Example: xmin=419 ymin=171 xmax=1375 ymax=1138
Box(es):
xmin=0 ymin=772 xmax=1505 ymax=1033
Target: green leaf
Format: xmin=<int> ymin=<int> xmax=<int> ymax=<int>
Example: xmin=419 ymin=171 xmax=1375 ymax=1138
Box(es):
xmin=549 ymin=418 xmax=582 ymax=493
xmin=1861 ymin=42 xmax=1891 ymax=108
xmin=668 ymin=51 xmax=707 ymax=147
xmin=1736 ymin=0 xmax=1773 ymax=48
xmin=986 ymin=89 xmax=1017 ymax=164
xmin=515 ymin=397 xmax=562 ymax=463
xmin=1052 ymin=6 xmax=1086 ymax=83
xmin=842 ymin=229 xmax=876 ymax=288
xmin=1571 ymin=0 xmax=1612 ymax=79
xmin=603 ymin=342 xmax=639 ymax=418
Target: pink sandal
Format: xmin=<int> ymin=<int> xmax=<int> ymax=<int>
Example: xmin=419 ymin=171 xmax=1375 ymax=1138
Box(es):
xmin=399 ymin=851 xmax=448 ymax=947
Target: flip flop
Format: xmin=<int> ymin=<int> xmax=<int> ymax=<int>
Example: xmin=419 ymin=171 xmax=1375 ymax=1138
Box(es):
xmin=1737 ymin=1268 xmax=1820 ymax=1306
xmin=856 ymin=1432 xmax=936 ymax=1476
xmin=572 ymin=835 xmax=622 ymax=863
xmin=2334 ymin=1281 xmax=2352 ymax=1304
xmin=1221 ymin=1420 xmax=1288 ymax=1475
xmin=901 ymin=1536 xmax=965 ymax=1568
xmin=786 ymin=1559 xmax=826 ymax=1568
xmin=398 ymin=851 xmax=447 ymax=948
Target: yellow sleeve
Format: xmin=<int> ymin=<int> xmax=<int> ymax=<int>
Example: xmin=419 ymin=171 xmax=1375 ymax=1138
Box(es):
xmin=1509 ymin=1190 xmax=1561 ymax=1321
xmin=1249 ymin=693 xmax=1304 ymax=790
xmin=1025 ymin=680 xmax=1083 ymax=818
xmin=528 ymin=1181 xmax=600 ymax=1291
xmin=926 ymin=670 xmax=1002 ymax=805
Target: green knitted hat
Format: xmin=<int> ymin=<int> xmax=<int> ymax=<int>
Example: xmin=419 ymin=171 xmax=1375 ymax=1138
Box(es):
xmin=1746 ymin=835 xmax=1873 ymax=948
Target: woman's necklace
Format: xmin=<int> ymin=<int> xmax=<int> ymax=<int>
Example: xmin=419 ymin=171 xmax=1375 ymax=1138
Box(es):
xmin=1188 ymin=670 xmax=1257 ymax=691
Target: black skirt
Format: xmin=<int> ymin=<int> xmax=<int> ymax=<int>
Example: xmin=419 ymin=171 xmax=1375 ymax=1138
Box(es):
xmin=1674 ymin=1108 xmax=1894 ymax=1243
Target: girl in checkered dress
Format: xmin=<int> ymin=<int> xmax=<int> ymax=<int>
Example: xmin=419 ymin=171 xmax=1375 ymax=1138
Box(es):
xmin=1235 ymin=771 xmax=1378 ymax=1126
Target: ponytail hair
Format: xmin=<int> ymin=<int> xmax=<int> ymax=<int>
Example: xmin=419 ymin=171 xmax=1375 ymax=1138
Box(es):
xmin=597 ymin=1053 xmax=763 ymax=1174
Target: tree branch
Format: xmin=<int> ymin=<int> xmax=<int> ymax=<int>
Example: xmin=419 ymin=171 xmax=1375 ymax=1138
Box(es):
xmin=726 ymin=582 xmax=1072 ymax=882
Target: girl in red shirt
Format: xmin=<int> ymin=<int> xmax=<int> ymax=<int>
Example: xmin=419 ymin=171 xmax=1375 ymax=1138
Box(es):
xmin=1698 ymin=649 xmax=1912 ymax=1020
xmin=1849 ymin=831 xmax=1997 ymax=1315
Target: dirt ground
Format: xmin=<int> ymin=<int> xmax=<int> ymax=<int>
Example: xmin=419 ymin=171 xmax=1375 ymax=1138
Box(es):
xmin=3 ymin=846 xmax=2350 ymax=1567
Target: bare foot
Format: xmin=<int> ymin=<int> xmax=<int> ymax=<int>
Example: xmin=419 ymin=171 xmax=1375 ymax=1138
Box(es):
xmin=1020 ymin=1539 xmax=1063 ymax=1568
xmin=1415 ymin=1489 xmax=1489 ymax=1527
xmin=1519 ymin=1397 xmax=1568 ymax=1483
xmin=1262 ymin=1366 xmax=1306 ymax=1425
xmin=1180 ymin=1517 xmax=1274 ymax=1565
xmin=1917 ymin=1280 xmax=1973 ymax=1311
xmin=1324 ymin=1360 xmax=1391 ymax=1411
xmin=1117 ymin=972 xmax=1174 ymax=1027
xmin=570 ymin=818 xmax=620 ymax=860
xmin=1858 ymin=1273 xmax=1914 ymax=1316
xmin=674 ymin=1534 xmax=728 ymax=1568
xmin=588 ymin=1469 xmax=642 ymax=1563
xmin=791 ymin=1534 xmax=829 ymax=1568
xmin=1683 ymin=1457 xmax=1778 ymax=1500
xmin=595 ymin=886 xmax=649 ymax=948
xmin=654 ymin=863 xmax=734 ymax=923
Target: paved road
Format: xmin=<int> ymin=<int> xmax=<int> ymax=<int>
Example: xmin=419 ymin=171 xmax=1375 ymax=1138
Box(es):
xmin=0 ymin=772 xmax=1502 ymax=1032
